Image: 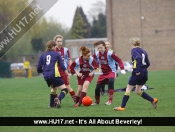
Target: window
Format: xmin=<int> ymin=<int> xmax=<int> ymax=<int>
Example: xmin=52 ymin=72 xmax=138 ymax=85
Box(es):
xmin=71 ymin=46 xmax=79 ymax=58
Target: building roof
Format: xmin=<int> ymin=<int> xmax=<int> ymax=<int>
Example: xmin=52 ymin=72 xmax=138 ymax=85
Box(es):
xmin=65 ymin=38 xmax=107 ymax=42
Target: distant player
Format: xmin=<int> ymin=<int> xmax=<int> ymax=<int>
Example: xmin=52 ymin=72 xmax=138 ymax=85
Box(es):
xmin=113 ymin=37 xmax=158 ymax=111
xmin=54 ymin=35 xmax=76 ymax=103
xmin=37 ymin=40 xmax=68 ymax=108
xmin=92 ymin=40 xmax=126 ymax=105
xmin=70 ymin=46 xmax=98 ymax=107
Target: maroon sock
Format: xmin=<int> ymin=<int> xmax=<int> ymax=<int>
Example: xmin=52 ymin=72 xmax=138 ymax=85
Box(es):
xmin=69 ymin=91 xmax=76 ymax=103
xmin=79 ymin=92 xmax=86 ymax=105
xmin=108 ymin=89 xmax=114 ymax=101
xmin=76 ymin=96 xmax=80 ymax=104
xmin=95 ymin=95 xmax=100 ymax=104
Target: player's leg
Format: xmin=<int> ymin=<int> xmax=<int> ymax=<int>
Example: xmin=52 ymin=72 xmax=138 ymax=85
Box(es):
xmin=136 ymin=85 xmax=158 ymax=108
xmin=76 ymin=81 xmax=90 ymax=107
xmin=113 ymin=74 xmax=136 ymax=111
xmin=75 ymin=85 xmax=83 ymax=104
xmin=105 ymin=78 xmax=115 ymax=105
xmin=51 ymin=77 xmax=68 ymax=108
xmin=91 ymin=83 xmax=104 ymax=105
xmin=54 ymin=84 xmax=68 ymax=108
xmin=62 ymin=74 xmax=76 ymax=103
xmin=101 ymin=84 xmax=105 ymax=96
xmin=49 ymin=87 xmax=57 ymax=108
xmin=45 ymin=79 xmax=56 ymax=108
xmin=113 ymin=84 xmax=135 ymax=111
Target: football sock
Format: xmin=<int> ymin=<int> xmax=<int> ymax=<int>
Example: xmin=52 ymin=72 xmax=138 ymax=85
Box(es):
xmin=108 ymin=89 xmax=114 ymax=101
xmin=50 ymin=94 xmax=55 ymax=106
xmin=139 ymin=91 xmax=154 ymax=102
xmin=79 ymin=92 xmax=86 ymax=105
xmin=58 ymin=88 xmax=68 ymax=101
xmin=121 ymin=92 xmax=130 ymax=108
xmin=95 ymin=84 xmax=102 ymax=104
xmin=76 ymin=96 xmax=80 ymax=104
xmin=69 ymin=91 xmax=76 ymax=103
xmin=95 ymin=95 xmax=100 ymax=104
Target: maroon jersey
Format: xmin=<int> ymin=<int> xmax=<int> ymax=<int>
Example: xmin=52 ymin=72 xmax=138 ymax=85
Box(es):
xmin=93 ymin=50 xmax=124 ymax=74
xmin=55 ymin=46 xmax=71 ymax=74
xmin=70 ymin=56 xmax=98 ymax=76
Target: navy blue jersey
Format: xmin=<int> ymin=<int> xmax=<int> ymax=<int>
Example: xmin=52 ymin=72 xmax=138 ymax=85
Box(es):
xmin=37 ymin=50 xmax=66 ymax=80
xmin=131 ymin=48 xmax=150 ymax=73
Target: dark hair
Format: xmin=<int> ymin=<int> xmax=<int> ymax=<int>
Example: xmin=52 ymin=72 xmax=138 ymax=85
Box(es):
xmin=79 ymin=46 xmax=90 ymax=56
xmin=45 ymin=40 xmax=56 ymax=52
xmin=94 ymin=40 xmax=106 ymax=48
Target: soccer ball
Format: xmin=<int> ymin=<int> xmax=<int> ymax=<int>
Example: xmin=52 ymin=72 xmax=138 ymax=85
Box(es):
xmin=82 ymin=96 xmax=92 ymax=106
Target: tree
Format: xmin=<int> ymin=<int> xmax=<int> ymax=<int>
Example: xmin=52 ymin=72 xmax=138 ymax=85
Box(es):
xmin=87 ymin=1 xmax=106 ymax=24
xmin=90 ymin=13 xmax=106 ymax=38
xmin=31 ymin=38 xmax=44 ymax=52
xmin=79 ymin=7 xmax=91 ymax=38
xmin=70 ymin=7 xmax=87 ymax=39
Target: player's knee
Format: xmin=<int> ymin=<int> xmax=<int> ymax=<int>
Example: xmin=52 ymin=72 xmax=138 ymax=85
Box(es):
xmin=136 ymin=91 xmax=142 ymax=95
xmin=83 ymin=83 xmax=89 ymax=89
xmin=51 ymin=88 xmax=56 ymax=93
xmin=61 ymin=88 xmax=68 ymax=95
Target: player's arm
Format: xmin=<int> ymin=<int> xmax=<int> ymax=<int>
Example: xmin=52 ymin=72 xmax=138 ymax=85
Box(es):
xmin=111 ymin=53 xmax=126 ymax=74
xmin=93 ymin=53 xmax=100 ymax=71
xmin=70 ymin=61 xmax=77 ymax=75
xmin=57 ymin=54 xmax=68 ymax=75
xmin=131 ymin=50 xmax=142 ymax=73
xmin=89 ymin=58 xmax=99 ymax=76
xmin=145 ymin=52 xmax=150 ymax=68
xmin=37 ymin=55 xmax=43 ymax=73
xmin=70 ymin=58 xmax=82 ymax=77
xmin=111 ymin=53 xmax=124 ymax=70
xmin=67 ymin=50 xmax=72 ymax=66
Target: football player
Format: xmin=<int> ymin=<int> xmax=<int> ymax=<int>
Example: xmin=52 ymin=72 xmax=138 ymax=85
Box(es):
xmin=113 ymin=37 xmax=158 ymax=111
xmin=53 ymin=35 xmax=76 ymax=103
xmin=92 ymin=40 xmax=126 ymax=105
xmin=37 ymin=40 xmax=68 ymax=108
xmin=70 ymin=46 xmax=98 ymax=107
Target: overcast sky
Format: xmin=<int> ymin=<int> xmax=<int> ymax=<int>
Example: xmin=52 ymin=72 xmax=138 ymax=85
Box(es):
xmin=44 ymin=0 xmax=106 ymax=28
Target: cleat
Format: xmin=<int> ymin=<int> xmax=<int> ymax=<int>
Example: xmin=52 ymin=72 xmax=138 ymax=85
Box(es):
xmin=152 ymin=98 xmax=158 ymax=109
xmin=54 ymin=98 xmax=61 ymax=109
xmin=48 ymin=105 xmax=54 ymax=108
xmin=113 ymin=106 xmax=125 ymax=111
xmin=105 ymin=100 xmax=112 ymax=105
xmin=91 ymin=102 xmax=99 ymax=106
xmin=74 ymin=103 xmax=81 ymax=107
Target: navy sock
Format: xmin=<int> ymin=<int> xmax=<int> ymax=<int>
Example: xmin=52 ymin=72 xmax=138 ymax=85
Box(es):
xmin=58 ymin=91 xmax=66 ymax=101
xmin=140 ymin=92 xmax=154 ymax=102
xmin=50 ymin=94 xmax=55 ymax=106
xmin=121 ymin=94 xmax=130 ymax=108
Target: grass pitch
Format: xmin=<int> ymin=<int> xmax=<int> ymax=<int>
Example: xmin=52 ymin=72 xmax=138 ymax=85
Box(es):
xmin=0 ymin=70 xmax=175 ymax=132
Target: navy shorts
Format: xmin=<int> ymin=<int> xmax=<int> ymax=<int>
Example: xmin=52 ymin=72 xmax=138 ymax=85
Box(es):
xmin=128 ymin=72 xmax=148 ymax=85
xmin=46 ymin=77 xmax=64 ymax=88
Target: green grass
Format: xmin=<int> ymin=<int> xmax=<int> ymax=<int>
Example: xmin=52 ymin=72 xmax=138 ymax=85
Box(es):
xmin=0 ymin=70 xmax=175 ymax=132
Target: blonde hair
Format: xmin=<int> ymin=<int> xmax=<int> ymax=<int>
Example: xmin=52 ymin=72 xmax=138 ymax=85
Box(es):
xmin=79 ymin=46 xmax=90 ymax=56
xmin=129 ymin=37 xmax=140 ymax=46
xmin=53 ymin=35 xmax=63 ymax=41
xmin=105 ymin=40 xmax=111 ymax=44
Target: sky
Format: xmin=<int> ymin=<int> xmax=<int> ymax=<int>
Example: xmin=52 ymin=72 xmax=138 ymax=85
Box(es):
xmin=44 ymin=0 xmax=106 ymax=28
